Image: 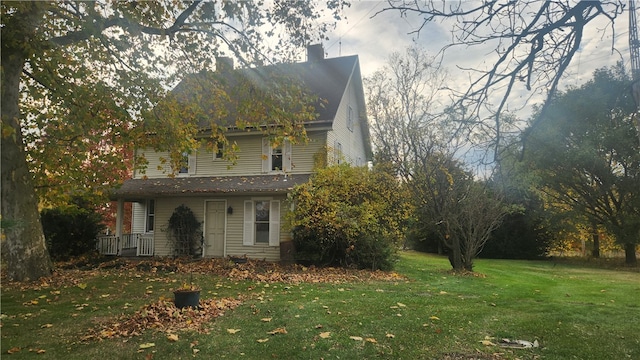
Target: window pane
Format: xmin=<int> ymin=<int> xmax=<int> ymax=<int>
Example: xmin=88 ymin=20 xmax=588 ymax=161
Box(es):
xmin=146 ymin=200 xmax=155 ymax=232
xmin=271 ymin=147 xmax=282 ymax=171
xmin=179 ymin=152 xmax=189 ymax=173
xmin=255 ymin=223 xmax=269 ymax=243
xmin=255 ymin=201 xmax=270 ymax=221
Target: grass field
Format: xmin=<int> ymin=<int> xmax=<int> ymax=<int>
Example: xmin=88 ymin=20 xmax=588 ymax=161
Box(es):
xmin=1 ymin=251 xmax=638 ymax=359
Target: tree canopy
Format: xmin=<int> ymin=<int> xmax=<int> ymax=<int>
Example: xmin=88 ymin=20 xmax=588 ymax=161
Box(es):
xmin=1 ymin=1 xmax=348 ymax=281
xmin=376 ymin=1 xmax=627 ymax=161
xmin=523 ymin=65 xmax=639 ymax=265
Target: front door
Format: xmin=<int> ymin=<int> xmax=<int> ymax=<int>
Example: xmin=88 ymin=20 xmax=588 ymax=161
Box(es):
xmin=205 ymin=201 xmax=226 ymax=257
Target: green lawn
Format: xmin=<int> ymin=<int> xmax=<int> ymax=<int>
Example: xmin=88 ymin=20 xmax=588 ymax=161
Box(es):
xmin=1 ymin=252 xmax=638 ymax=359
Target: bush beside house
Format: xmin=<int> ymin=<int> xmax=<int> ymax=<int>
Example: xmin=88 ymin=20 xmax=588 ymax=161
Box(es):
xmin=288 ymin=164 xmax=409 ymax=270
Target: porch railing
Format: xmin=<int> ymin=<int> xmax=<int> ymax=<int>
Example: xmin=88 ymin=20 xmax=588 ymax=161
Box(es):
xmin=97 ymin=235 xmax=118 ymax=255
xmin=137 ymin=234 xmax=154 ymax=256
xmin=97 ymin=233 xmax=154 ymax=257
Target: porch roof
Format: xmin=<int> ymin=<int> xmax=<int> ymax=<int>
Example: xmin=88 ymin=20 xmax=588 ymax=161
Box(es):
xmin=112 ymin=174 xmax=310 ymax=200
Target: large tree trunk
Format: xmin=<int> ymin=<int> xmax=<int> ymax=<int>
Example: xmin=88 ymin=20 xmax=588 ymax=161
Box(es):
xmin=623 ymin=243 xmax=637 ymax=266
xmin=446 ymin=235 xmax=464 ymax=271
xmin=1 ymin=4 xmax=53 ymax=281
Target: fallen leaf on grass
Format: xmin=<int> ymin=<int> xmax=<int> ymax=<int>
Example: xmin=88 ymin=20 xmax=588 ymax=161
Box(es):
xmin=7 ymin=347 xmax=21 ymax=354
xmin=365 ymin=338 xmax=377 ymax=343
xmin=396 ymin=302 xmax=406 ymax=307
xmin=167 ymin=333 xmax=179 ymax=342
xmin=260 ymin=317 xmax=272 ymax=322
xmin=429 ymin=316 xmax=440 ymax=321
xmin=386 ymin=333 xmax=395 ymax=338
xmin=257 ymin=338 xmax=269 ymax=343
xmin=77 ymin=283 xmax=87 ymax=290
xmin=41 ymin=324 xmax=53 ymax=328
xmin=480 ymin=340 xmax=496 ymax=346
xmin=349 ymin=336 xmax=363 ymax=341
xmin=267 ymin=327 xmax=287 ymax=335
xmin=319 ymin=332 xmax=331 ymax=339
xmin=226 ymin=329 xmax=241 ymax=334
xmin=139 ymin=343 xmax=155 ymax=349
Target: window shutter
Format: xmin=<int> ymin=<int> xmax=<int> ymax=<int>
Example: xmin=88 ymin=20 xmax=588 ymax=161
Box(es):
xmin=283 ymin=141 xmax=292 ymax=171
xmin=243 ymin=200 xmax=254 ymax=246
xmin=188 ymin=153 xmax=196 ymax=175
xmin=261 ymin=138 xmax=270 ymax=173
xmin=269 ymin=200 xmax=280 ymax=246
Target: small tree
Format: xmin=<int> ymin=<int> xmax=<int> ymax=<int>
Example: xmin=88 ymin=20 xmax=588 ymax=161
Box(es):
xmin=166 ymin=205 xmax=202 ymax=257
xmin=288 ymin=164 xmax=409 ymax=270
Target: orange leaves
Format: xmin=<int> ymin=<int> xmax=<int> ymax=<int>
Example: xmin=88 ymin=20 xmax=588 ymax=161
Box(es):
xmin=6 ymin=347 xmax=46 ymax=355
xmin=267 ymin=327 xmax=287 ymax=335
xmin=84 ymin=297 xmax=242 ymax=341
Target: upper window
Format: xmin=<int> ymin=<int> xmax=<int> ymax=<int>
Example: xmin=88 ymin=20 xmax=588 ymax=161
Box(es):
xmin=262 ymin=138 xmax=291 ymax=173
xmin=178 ymin=152 xmax=189 ymax=174
xmin=271 ymin=145 xmax=283 ymax=171
xmin=347 ymin=105 xmax=354 ymax=132
xmin=214 ymin=142 xmax=224 ymax=160
xmin=178 ymin=152 xmax=196 ymax=175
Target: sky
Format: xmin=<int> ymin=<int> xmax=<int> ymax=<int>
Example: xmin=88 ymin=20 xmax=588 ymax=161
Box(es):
xmin=318 ymin=1 xmax=633 ymax=119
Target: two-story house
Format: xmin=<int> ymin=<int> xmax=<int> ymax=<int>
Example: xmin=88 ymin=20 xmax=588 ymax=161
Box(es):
xmin=99 ymin=45 xmax=372 ymax=261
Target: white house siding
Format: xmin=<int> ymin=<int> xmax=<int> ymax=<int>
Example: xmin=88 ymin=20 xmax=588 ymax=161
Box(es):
xmin=147 ymin=195 xmax=288 ymax=261
xmin=326 ymin=78 xmax=368 ymax=166
xmin=290 ymin=131 xmax=326 ymax=172
xmin=135 ymin=132 xmax=327 ymax=179
xmin=152 ymin=197 xmax=205 ymax=257
xmin=224 ymin=195 xmax=287 ymax=262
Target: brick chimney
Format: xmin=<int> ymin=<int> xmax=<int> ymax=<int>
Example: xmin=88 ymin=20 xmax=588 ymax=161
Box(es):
xmin=307 ymin=44 xmax=324 ymax=62
xmin=216 ymin=57 xmax=234 ymax=72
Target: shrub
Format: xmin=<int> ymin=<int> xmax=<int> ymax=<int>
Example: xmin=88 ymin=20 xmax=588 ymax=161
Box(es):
xmin=41 ymin=205 xmax=104 ymax=261
xmin=288 ymin=164 xmax=408 ymax=270
xmin=166 ymin=205 xmax=202 ymax=256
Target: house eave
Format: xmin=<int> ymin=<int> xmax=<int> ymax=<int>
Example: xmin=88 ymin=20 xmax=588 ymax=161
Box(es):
xmin=111 ymin=174 xmax=310 ymax=201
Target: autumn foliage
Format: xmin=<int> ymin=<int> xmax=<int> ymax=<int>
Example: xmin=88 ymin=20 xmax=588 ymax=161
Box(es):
xmin=288 ymin=164 xmax=410 ymax=270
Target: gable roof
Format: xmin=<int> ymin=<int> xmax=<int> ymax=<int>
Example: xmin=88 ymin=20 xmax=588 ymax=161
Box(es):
xmin=170 ymin=55 xmax=362 ymax=128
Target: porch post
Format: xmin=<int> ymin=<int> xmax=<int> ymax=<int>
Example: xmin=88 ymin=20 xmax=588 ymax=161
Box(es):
xmin=115 ymin=198 xmax=124 ymax=255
